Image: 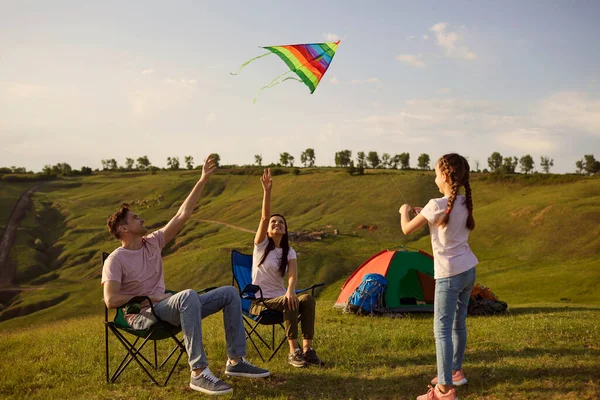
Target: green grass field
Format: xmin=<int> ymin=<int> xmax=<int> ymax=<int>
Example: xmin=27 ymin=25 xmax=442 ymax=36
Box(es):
xmin=0 ymin=169 xmax=599 ymax=399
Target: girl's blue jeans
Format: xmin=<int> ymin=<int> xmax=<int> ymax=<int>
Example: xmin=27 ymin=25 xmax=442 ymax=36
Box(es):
xmin=434 ymin=267 xmax=476 ymax=385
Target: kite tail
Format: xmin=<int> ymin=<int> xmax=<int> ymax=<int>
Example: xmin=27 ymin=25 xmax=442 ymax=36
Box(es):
xmin=230 ymin=52 xmax=272 ymax=75
xmin=253 ymin=76 xmax=303 ymax=103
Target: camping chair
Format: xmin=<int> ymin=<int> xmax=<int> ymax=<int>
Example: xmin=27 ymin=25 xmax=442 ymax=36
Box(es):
xmin=230 ymin=250 xmax=324 ymax=362
xmin=102 ymin=252 xmax=215 ymax=386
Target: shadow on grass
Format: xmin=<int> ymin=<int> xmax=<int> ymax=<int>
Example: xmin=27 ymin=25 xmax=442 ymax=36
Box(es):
xmin=506 ymin=306 xmax=600 ymax=315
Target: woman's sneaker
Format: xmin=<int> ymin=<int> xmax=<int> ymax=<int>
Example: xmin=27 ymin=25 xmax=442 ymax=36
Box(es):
xmin=225 ymin=357 xmax=270 ymax=378
xmin=288 ymin=348 xmax=308 ymax=367
xmin=190 ymin=367 xmax=233 ymax=395
xmin=303 ymin=348 xmax=325 ymax=366
xmin=430 ymin=370 xmax=468 ymax=386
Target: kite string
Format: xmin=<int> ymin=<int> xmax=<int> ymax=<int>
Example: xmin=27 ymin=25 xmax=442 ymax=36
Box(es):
xmin=386 ymin=171 xmax=410 ymax=205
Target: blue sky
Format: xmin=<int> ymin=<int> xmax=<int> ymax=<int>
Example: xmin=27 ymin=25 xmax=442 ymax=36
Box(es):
xmin=1 ymin=0 xmax=599 ymax=173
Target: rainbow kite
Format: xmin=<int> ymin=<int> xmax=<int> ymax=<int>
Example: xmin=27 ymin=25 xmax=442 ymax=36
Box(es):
xmin=231 ymin=41 xmax=340 ymax=102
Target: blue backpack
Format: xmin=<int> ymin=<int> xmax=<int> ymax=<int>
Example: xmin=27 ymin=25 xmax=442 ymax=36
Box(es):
xmin=346 ymin=273 xmax=388 ymax=315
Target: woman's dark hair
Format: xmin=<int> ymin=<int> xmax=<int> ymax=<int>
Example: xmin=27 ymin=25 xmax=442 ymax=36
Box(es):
xmin=257 ymin=214 xmax=290 ymax=277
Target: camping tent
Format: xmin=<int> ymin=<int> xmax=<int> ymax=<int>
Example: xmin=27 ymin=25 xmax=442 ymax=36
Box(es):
xmin=335 ymin=249 xmax=435 ymax=313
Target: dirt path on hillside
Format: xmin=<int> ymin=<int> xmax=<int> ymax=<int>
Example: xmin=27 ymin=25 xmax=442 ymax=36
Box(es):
xmin=197 ymin=219 xmax=254 ymax=234
xmin=0 ymin=186 xmax=39 ymax=287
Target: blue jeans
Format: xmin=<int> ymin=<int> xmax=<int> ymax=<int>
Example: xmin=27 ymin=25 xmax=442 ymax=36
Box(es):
xmin=434 ymin=267 xmax=476 ymax=385
xmin=129 ymin=286 xmax=246 ymax=370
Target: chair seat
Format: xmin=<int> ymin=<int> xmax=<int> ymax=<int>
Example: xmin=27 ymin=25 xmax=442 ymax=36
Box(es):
xmin=243 ymin=309 xmax=283 ymax=325
xmin=108 ymin=321 xmax=182 ymax=340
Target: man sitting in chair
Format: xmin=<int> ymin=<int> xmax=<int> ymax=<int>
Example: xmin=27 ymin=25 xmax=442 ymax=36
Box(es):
xmin=101 ymin=155 xmax=269 ymax=396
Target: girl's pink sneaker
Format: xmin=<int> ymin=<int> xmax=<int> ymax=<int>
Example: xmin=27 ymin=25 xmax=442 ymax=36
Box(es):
xmin=416 ymin=385 xmax=458 ymax=400
xmin=430 ymin=370 xmax=467 ymax=386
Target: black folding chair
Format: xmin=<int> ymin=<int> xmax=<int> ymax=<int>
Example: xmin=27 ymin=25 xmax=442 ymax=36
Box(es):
xmin=102 ymin=252 xmax=215 ymax=386
xmin=230 ymin=250 xmax=323 ymax=362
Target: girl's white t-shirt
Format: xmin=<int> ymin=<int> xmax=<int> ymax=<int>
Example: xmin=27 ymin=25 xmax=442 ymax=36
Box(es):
xmin=419 ymin=195 xmax=478 ymax=279
xmin=252 ymin=238 xmax=297 ymax=299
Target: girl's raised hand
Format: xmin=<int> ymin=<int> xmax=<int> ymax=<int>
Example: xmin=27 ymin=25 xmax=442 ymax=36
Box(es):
xmin=260 ymin=168 xmax=272 ymax=191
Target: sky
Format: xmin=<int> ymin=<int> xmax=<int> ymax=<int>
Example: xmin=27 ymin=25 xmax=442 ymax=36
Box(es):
xmin=1 ymin=0 xmax=599 ymax=173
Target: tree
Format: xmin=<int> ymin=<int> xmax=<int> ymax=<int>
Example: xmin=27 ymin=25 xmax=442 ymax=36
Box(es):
xmin=167 ymin=156 xmax=180 ymax=170
xmin=356 ymin=151 xmax=366 ymax=168
xmin=417 ymin=153 xmax=430 ymax=170
xmin=184 ymin=156 xmax=194 ymax=170
xmin=136 ymin=156 xmax=151 ymax=171
xmin=367 ymin=151 xmax=380 ymax=168
xmin=346 ymin=160 xmax=356 ymax=175
xmin=583 ymin=154 xmax=600 ymax=175
xmin=125 ymin=158 xmax=134 ymax=170
xmin=399 ymin=153 xmax=410 ymax=169
xmin=80 ymin=166 xmax=92 ymax=175
xmin=334 ymin=150 xmax=352 ymax=167
xmin=381 ymin=153 xmax=391 ymax=168
xmin=300 ymin=148 xmax=316 ymax=167
xmin=254 ymin=154 xmax=263 ymax=166
xmin=42 ymin=165 xmax=53 ymax=175
xmin=100 ymin=159 xmax=108 ymax=170
xmin=540 ymin=156 xmax=554 ymax=173
xmin=501 ymin=156 xmax=518 ymax=174
xmin=288 ymin=155 xmax=295 ymax=167
xmin=519 ymin=154 xmax=535 ymax=174
xmin=107 ymin=159 xmax=118 ymax=171
xmin=575 ymin=160 xmax=584 ymax=174
xmin=390 ymin=154 xmax=401 ymax=169
xmin=487 ymin=152 xmax=503 ymax=172
xmin=52 ymin=162 xmax=72 ymax=176
xmin=279 ymin=152 xmax=291 ymax=167
xmin=209 ymin=153 xmax=221 ymax=168
xmin=474 ymin=160 xmax=480 ymax=172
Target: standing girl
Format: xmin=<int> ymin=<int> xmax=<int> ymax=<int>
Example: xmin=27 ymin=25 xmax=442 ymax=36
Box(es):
xmin=251 ymin=168 xmax=324 ymax=367
xmin=399 ymin=153 xmax=478 ymax=400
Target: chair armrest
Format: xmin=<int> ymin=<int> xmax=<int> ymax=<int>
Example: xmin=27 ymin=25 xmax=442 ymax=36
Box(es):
xmin=296 ymin=283 xmax=325 ymax=296
xmin=240 ymin=284 xmax=263 ymax=300
xmin=115 ymin=296 xmax=161 ymax=320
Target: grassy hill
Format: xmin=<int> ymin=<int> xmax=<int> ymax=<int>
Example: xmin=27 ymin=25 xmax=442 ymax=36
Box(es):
xmin=1 ymin=170 xmax=599 ymax=327
xmin=1 ymin=169 xmax=599 ymax=399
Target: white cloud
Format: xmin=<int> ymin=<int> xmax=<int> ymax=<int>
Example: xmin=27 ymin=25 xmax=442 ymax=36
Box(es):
xmin=329 ymin=76 xmax=340 ymax=84
xmin=350 ymin=78 xmax=380 ymax=85
xmin=206 ymin=112 xmax=216 ymax=124
xmin=407 ymin=35 xmax=416 ymax=40
xmin=496 ymin=128 xmax=558 ymax=152
xmin=430 ymin=22 xmax=477 ymax=60
xmin=422 ymin=34 xmax=429 ymax=40
xmin=323 ymin=32 xmax=340 ymax=41
xmin=396 ymin=54 xmax=426 ymax=68
xmin=0 ymin=82 xmax=49 ymax=98
xmin=141 ymin=68 xmax=155 ymax=75
xmin=438 ymin=88 xmax=451 ymax=94
xmin=535 ymin=91 xmax=600 ymax=136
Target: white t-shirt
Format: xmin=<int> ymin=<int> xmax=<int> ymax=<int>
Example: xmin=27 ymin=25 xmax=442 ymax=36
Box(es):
xmin=419 ymin=195 xmax=478 ymax=279
xmin=252 ymin=238 xmax=297 ymax=299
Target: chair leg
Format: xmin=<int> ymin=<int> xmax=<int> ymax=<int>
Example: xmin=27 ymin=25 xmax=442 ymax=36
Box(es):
xmin=245 ymin=317 xmax=272 ymax=350
xmin=105 ymin=323 xmax=109 ymax=383
xmin=109 ymin=326 xmax=159 ymax=385
xmin=154 ymin=340 xmax=158 ymax=369
xmin=268 ymin=324 xmax=288 ymax=362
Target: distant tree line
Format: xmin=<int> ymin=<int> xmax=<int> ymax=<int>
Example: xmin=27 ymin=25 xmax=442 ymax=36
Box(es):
xmin=2 ymin=152 xmax=599 ymax=178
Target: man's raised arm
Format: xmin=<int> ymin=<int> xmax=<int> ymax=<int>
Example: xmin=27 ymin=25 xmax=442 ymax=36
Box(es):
xmin=162 ymin=155 xmax=217 ymax=244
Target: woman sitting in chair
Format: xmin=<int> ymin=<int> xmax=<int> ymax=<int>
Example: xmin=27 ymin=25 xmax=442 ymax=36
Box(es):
xmin=251 ymin=168 xmax=325 ymax=368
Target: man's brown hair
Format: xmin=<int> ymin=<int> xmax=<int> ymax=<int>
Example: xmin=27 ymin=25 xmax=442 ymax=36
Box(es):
xmin=107 ymin=203 xmax=131 ymax=239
